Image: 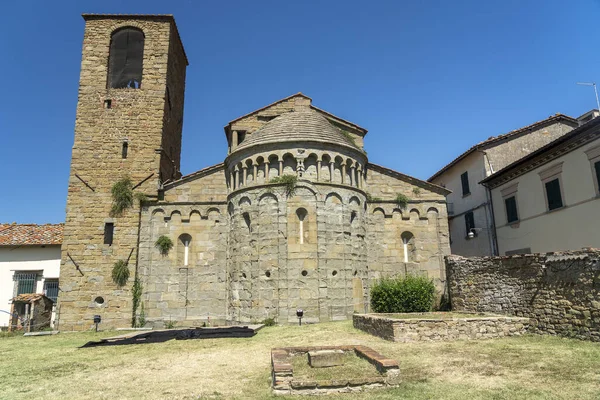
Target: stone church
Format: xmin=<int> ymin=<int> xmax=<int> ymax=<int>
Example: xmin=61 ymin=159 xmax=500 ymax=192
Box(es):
xmin=58 ymin=14 xmax=450 ymax=331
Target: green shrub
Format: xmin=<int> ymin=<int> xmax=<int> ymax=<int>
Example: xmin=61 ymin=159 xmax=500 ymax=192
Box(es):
xmin=261 ymin=317 xmax=276 ymax=327
xmin=111 ymin=260 xmax=130 ymax=287
xmin=370 ymin=274 xmax=435 ymax=313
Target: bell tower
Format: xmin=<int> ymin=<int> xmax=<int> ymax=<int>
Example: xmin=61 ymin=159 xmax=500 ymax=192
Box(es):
xmin=58 ymin=14 xmax=188 ymax=330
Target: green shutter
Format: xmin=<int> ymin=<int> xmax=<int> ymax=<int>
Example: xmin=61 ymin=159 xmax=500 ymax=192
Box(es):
xmin=545 ymin=179 xmax=563 ymax=210
xmin=505 ymin=196 xmax=519 ymax=223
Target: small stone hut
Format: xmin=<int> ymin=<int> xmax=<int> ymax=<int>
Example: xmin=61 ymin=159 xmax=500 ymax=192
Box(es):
xmin=9 ymin=294 xmax=54 ymax=332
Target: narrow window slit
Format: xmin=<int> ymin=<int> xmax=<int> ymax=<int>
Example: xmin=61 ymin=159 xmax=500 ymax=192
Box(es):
xmin=122 ymin=142 xmax=128 ymax=159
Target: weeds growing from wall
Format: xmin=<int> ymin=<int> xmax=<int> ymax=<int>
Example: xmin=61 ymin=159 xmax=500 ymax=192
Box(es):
xmin=270 ymin=174 xmax=298 ymax=197
xmin=395 ymin=193 xmax=410 ymax=210
xmin=112 ymin=260 xmax=130 ymax=287
xmin=365 ymin=192 xmax=382 ymax=202
xmin=111 ymin=177 xmax=134 ymax=216
xmin=110 ymin=176 xmax=148 ymax=216
xmin=155 ymin=235 xmax=174 ymax=256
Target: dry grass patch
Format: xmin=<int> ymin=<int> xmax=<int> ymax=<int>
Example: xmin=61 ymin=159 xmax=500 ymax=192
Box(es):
xmin=291 ymin=351 xmax=383 ymax=382
xmin=1 ymin=321 xmax=599 ymax=399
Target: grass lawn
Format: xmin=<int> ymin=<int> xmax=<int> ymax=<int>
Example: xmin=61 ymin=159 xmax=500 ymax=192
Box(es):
xmin=1 ymin=321 xmax=599 ymax=400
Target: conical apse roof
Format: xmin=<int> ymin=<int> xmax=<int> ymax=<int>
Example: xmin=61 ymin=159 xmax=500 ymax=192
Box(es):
xmin=234 ymin=110 xmax=357 ymax=151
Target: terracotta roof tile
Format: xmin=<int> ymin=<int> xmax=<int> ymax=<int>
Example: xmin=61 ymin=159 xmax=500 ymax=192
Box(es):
xmin=12 ymin=293 xmax=51 ymax=303
xmin=0 ymin=223 xmax=63 ymax=246
xmin=428 ymin=114 xmax=578 ymax=182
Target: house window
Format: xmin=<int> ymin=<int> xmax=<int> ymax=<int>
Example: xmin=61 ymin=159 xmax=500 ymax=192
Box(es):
xmin=595 ymin=161 xmax=600 ymax=193
xmin=14 ymin=272 xmax=38 ymax=296
xmin=464 ymin=211 xmax=475 ymax=236
xmin=504 ymin=196 xmax=519 ymax=223
xmin=586 ymin=145 xmax=600 ymax=196
xmin=500 ymin=183 xmax=519 ymax=224
xmin=107 ymin=27 xmax=145 ymax=89
xmin=545 ymin=179 xmax=563 ymax=211
xmin=104 ymin=223 xmax=114 ymax=245
xmin=43 ymin=279 xmax=59 ymax=303
xmin=539 ymin=162 xmax=564 ymax=212
xmin=461 ymin=172 xmax=470 ymax=196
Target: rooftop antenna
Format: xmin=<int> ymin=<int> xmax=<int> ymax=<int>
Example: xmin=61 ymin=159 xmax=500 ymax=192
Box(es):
xmin=576 ymin=82 xmax=600 ymax=111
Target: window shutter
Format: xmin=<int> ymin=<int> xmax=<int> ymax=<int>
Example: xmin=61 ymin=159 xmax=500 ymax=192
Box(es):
xmin=545 ymin=179 xmax=563 ymax=210
xmin=505 ymin=196 xmax=519 ymax=223
xmin=461 ymin=172 xmax=470 ymax=195
xmin=595 ymin=161 xmax=600 ymax=189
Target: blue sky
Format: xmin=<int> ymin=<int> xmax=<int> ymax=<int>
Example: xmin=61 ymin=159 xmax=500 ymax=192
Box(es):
xmin=1 ymin=0 xmax=600 ymax=224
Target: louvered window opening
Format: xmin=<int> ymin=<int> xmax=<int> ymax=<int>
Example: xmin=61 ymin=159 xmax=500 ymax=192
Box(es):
xmin=14 ymin=272 xmax=38 ymax=296
xmin=108 ymin=28 xmax=144 ymax=89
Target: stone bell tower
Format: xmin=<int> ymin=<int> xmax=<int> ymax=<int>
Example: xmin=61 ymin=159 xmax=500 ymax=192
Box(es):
xmin=58 ymin=14 xmax=188 ymax=330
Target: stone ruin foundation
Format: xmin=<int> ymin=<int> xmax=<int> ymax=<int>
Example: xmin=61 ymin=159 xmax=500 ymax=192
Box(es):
xmin=271 ymin=345 xmax=400 ymax=395
xmin=353 ymin=312 xmax=530 ymax=342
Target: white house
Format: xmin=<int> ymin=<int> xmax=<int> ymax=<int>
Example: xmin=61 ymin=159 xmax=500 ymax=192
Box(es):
xmin=428 ymin=113 xmax=580 ymax=256
xmin=481 ymin=117 xmax=600 ymax=254
xmin=0 ymin=223 xmax=62 ymax=329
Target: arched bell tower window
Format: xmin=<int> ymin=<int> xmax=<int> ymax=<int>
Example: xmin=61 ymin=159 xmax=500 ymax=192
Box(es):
xmin=107 ymin=27 xmax=145 ymax=89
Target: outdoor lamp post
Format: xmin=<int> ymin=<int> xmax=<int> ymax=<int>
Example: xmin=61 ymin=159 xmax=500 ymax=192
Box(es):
xmin=296 ymin=309 xmax=304 ymax=326
xmin=93 ymin=315 xmax=101 ymax=332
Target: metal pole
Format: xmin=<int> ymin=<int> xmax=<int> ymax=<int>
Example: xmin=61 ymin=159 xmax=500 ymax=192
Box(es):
xmin=593 ymin=83 xmax=600 ymax=111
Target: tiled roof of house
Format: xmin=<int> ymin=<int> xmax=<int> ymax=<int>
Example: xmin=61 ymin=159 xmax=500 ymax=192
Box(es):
xmin=427 ymin=113 xmax=578 ymax=182
xmin=12 ymin=293 xmax=52 ymax=303
xmin=0 ymin=223 xmax=63 ymax=246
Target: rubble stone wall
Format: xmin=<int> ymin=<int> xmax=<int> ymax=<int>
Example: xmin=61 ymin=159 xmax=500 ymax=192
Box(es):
xmin=447 ymin=250 xmax=600 ymax=341
xmin=353 ymin=313 xmax=529 ymax=342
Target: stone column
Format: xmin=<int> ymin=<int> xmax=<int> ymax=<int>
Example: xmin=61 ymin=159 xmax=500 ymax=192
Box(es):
xmin=265 ymin=161 xmax=270 ymax=181
xmin=356 ymin=166 xmax=362 ymax=189
xmin=279 ymin=160 xmax=283 ymax=176
xmin=253 ymin=164 xmax=257 ymax=184
xmin=233 ymin=168 xmax=238 ymax=190
xmin=242 ymin=166 xmax=248 ymax=187
xmin=341 ymin=163 xmax=346 ymax=185
xmin=232 ymin=131 xmax=238 ymax=150
xmin=329 ymin=162 xmax=334 ymax=182
xmin=350 ymin=166 xmax=355 ymax=187
xmin=317 ymin=160 xmax=321 ymax=181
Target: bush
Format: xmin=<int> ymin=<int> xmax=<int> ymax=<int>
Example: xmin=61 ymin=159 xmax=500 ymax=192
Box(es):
xmin=370 ymin=274 xmax=435 ymax=313
xmin=261 ymin=317 xmax=276 ymax=327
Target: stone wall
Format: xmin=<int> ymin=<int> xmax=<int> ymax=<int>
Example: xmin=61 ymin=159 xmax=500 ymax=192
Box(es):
xmin=164 ymin=164 xmax=228 ymax=203
xmin=447 ymin=250 xmax=600 ymax=341
xmin=353 ymin=313 xmax=529 ymax=342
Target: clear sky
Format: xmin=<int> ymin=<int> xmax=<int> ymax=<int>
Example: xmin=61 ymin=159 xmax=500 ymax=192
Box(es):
xmin=2 ymin=0 xmax=600 ymax=224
